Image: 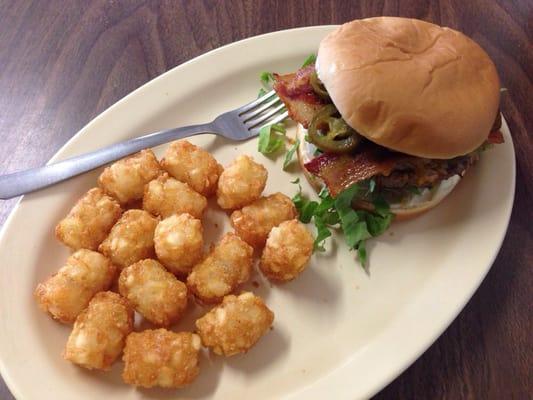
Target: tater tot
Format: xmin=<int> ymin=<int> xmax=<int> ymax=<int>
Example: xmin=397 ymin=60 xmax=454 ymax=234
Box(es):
xmin=143 ymin=173 xmax=207 ymax=219
xmin=118 ymin=259 xmax=188 ymax=326
xmin=161 ymin=140 xmax=223 ymax=197
xmin=122 ymin=329 xmax=201 ymax=388
xmin=195 ymin=292 xmax=274 ymax=356
xmin=216 ymin=155 xmax=268 ymax=210
xmin=187 ymin=233 xmax=253 ymax=304
xmin=99 ymin=209 xmax=158 ymax=270
xmin=154 ymin=214 xmax=204 ymax=276
xmin=55 ymin=188 xmax=122 ymax=250
xmin=64 ymin=291 xmax=133 ymax=370
xmin=98 ymin=149 xmax=162 ymax=204
xmin=230 ymin=192 xmax=298 ymax=248
xmin=260 ymin=219 xmax=314 ymax=281
xmin=34 ymin=249 xmax=117 ymax=323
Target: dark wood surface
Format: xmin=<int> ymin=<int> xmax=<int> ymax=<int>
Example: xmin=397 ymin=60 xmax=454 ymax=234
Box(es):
xmin=0 ymin=1 xmax=531 ymax=399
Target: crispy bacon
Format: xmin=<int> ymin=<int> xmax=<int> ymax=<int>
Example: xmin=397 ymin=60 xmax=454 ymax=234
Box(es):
xmin=305 ymin=146 xmax=403 ymax=197
xmin=305 ymin=144 xmax=477 ymax=196
xmin=487 ymin=130 xmax=504 ymax=144
xmin=273 ymin=65 xmax=327 ymax=128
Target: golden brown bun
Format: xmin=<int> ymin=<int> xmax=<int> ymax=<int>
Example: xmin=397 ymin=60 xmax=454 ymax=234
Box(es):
xmin=316 ymin=17 xmax=500 ymax=159
xmin=295 ymin=124 xmax=459 ymax=220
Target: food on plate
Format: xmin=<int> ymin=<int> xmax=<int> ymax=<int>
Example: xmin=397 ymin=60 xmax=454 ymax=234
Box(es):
xmin=154 ymin=213 xmax=204 ymax=276
xmin=187 ymin=232 xmax=253 ymax=304
xmin=122 ymin=329 xmax=201 ymax=388
xmin=143 ymin=173 xmax=207 ymax=219
xmin=216 ymin=155 xmax=268 ymax=210
xmin=37 ymin=116 xmax=311 ymax=389
xmin=230 ymin=192 xmax=298 ymax=248
xmin=63 ymin=291 xmax=133 ymax=371
xmin=118 ymin=259 xmax=188 ymax=327
xmin=260 ymin=219 xmax=314 ymax=281
xmin=274 ymin=17 xmax=503 ymax=220
xmin=195 ymin=292 xmax=274 ymax=356
xmin=55 ymin=188 xmax=122 ymax=250
xmin=270 ymin=17 xmax=504 ymax=264
xmin=99 ymin=209 xmax=158 ymax=270
xmin=161 ymin=140 xmax=223 ymax=197
xmin=98 ymin=149 xmax=162 ymax=205
xmin=34 ymin=249 xmax=117 ymax=323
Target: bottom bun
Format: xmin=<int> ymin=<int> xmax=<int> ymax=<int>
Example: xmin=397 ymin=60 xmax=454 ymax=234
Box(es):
xmin=296 ymin=124 xmax=460 ymax=220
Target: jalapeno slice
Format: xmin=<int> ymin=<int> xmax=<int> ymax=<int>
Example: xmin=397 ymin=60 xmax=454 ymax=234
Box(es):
xmin=308 ymin=105 xmax=361 ymax=153
xmin=309 ymin=71 xmax=330 ymax=100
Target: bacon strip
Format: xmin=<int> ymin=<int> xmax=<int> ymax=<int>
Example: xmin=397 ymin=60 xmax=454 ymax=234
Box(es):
xmin=487 ymin=130 xmax=504 ymax=144
xmin=273 ymin=65 xmax=327 ymax=128
xmin=305 ymin=144 xmax=478 ymax=196
xmin=305 ymin=147 xmax=403 ymax=197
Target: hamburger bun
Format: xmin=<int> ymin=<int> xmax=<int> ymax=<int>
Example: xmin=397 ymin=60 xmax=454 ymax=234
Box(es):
xmin=316 ymin=17 xmax=500 ymax=159
xmin=295 ymin=124 xmax=460 ymax=220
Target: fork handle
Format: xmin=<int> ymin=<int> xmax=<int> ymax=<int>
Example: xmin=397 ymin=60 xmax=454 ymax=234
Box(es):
xmin=0 ymin=123 xmax=214 ymax=200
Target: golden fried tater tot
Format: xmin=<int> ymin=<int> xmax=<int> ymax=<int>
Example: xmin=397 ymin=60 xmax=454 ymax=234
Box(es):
xmin=118 ymin=259 xmax=188 ymax=326
xmin=122 ymin=329 xmax=201 ymax=388
xmin=161 ymin=140 xmax=223 ymax=197
xmin=34 ymin=249 xmax=117 ymax=323
xmin=55 ymin=188 xmax=122 ymax=250
xmin=187 ymin=233 xmax=253 ymax=304
xmin=154 ymin=214 xmax=204 ymax=276
xmin=99 ymin=209 xmax=158 ymax=270
xmin=64 ymin=291 xmax=133 ymax=370
xmin=195 ymin=292 xmax=274 ymax=356
xmin=230 ymin=192 xmax=298 ymax=248
xmin=216 ymin=155 xmax=267 ymax=210
xmin=98 ymin=149 xmax=162 ymax=205
xmin=143 ymin=173 xmax=207 ymax=219
xmin=260 ymin=219 xmax=314 ymax=282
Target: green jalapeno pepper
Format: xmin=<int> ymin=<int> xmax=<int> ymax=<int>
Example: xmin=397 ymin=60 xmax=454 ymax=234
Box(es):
xmin=308 ymin=104 xmax=361 ymax=153
xmin=309 ymin=72 xmax=330 ymax=100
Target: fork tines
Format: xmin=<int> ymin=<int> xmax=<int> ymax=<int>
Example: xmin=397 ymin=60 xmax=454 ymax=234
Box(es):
xmin=239 ymin=90 xmax=288 ymax=132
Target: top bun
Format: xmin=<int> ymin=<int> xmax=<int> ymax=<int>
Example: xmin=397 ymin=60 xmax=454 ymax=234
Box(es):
xmin=316 ymin=17 xmax=500 ymax=159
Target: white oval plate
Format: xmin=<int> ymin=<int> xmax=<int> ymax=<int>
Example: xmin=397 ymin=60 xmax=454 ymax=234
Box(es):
xmin=0 ymin=26 xmax=515 ymax=400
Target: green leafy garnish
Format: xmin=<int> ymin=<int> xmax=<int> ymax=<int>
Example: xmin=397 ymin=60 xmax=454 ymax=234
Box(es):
xmin=365 ymin=211 xmax=393 ymax=237
xmin=406 ymin=186 xmax=422 ymax=195
xmin=313 ymin=216 xmax=331 ymax=252
xmin=291 ymin=181 xmax=316 ymax=222
xmin=260 ymin=71 xmax=274 ymax=85
xmin=372 ymin=195 xmax=390 ymax=217
xmin=258 ymin=124 xmax=286 ymax=154
xmin=291 ymin=182 xmax=394 ymax=265
xmin=258 ymin=71 xmax=274 ymax=98
xmin=478 ymin=142 xmax=494 ymax=153
xmin=283 ymin=139 xmax=300 ymax=170
xmin=300 ymin=201 xmax=319 ymax=223
xmin=257 ymin=87 xmax=267 ymax=98
xmin=335 ymin=185 xmax=371 ymax=248
xmin=302 ymin=54 xmax=317 ymax=67
xmin=357 ymin=240 xmax=367 ymax=265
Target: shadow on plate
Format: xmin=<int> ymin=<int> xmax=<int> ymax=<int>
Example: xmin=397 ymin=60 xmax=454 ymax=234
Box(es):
xmin=225 ymin=326 xmax=290 ymax=375
xmin=277 ymin=264 xmax=342 ymax=311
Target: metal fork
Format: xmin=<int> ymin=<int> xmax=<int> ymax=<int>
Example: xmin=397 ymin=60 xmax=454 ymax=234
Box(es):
xmin=0 ymin=90 xmax=287 ymax=199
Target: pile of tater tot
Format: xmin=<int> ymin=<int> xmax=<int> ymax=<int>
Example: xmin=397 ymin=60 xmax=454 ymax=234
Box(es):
xmin=35 ymin=140 xmax=314 ymax=389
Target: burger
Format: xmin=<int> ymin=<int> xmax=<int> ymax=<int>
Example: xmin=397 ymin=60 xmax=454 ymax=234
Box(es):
xmin=273 ymin=17 xmax=504 ymax=220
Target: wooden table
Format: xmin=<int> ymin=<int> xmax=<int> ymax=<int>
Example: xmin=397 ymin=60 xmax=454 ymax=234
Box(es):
xmin=0 ymin=1 xmax=530 ymax=398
